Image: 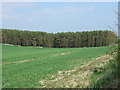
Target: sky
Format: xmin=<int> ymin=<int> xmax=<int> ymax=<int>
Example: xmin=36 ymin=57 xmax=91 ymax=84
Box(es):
xmin=1 ymin=2 xmax=118 ymax=33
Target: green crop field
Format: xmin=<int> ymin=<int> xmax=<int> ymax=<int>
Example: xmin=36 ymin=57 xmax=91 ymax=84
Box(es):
xmin=1 ymin=44 xmax=116 ymax=88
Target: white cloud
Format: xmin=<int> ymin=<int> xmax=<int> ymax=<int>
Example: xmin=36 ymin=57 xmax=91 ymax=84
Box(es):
xmin=34 ymin=8 xmax=59 ymax=15
xmin=2 ymin=2 xmax=35 ymax=11
xmin=2 ymin=2 xmax=95 ymax=22
xmin=33 ymin=6 xmax=95 ymax=15
xmin=2 ymin=14 xmax=21 ymax=19
xmin=2 ymin=2 xmax=34 ymax=20
xmin=63 ymin=6 xmax=95 ymax=13
xmin=27 ymin=17 xmax=34 ymax=22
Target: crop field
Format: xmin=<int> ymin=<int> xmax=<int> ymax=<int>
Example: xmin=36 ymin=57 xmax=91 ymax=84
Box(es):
xmin=1 ymin=44 xmax=116 ymax=88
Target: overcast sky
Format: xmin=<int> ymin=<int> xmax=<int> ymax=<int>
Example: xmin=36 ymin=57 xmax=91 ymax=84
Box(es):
xmin=1 ymin=2 xmax=118 ymax=33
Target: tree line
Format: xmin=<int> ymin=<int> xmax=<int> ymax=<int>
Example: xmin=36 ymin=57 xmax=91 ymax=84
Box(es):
xmin=1 ymin=29 xmax=117 ymax=48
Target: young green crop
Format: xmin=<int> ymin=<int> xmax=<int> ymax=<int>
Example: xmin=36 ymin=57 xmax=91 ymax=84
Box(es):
xmin=2 ymin=44 xmax=112 ymax=88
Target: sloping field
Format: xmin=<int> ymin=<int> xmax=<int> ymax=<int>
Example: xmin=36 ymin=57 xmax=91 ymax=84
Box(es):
xmin=2 ymin=44 xmax=114 ymax=88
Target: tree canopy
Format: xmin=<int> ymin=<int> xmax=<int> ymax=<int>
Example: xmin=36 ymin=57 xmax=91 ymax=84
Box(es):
xmin=1 ymin=29 xmax=117 ymax=48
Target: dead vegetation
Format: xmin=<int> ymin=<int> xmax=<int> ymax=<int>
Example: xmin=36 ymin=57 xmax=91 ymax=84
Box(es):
xmin=39 ymin=54 xmax=114 ymax=88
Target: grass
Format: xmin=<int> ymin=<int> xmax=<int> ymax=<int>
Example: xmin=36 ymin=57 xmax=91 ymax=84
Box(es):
xmin=2 ymin=44 xmax=113 ymax=88
xmin=88 ymin=48 xmax=118 ymax=88
xmin=88 ymin=58 xmax=118 ymax=88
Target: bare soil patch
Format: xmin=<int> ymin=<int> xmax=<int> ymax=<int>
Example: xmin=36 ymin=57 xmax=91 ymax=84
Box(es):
xmin=39 ymin=54 xmax=114 ymax=88
xmin=1 ymin=51 xmax=72 ymax=65
xmin=51 ymin=52 xmax=71 ymax=57
xmin=0 ymin=58 xmax=34 ymax=65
